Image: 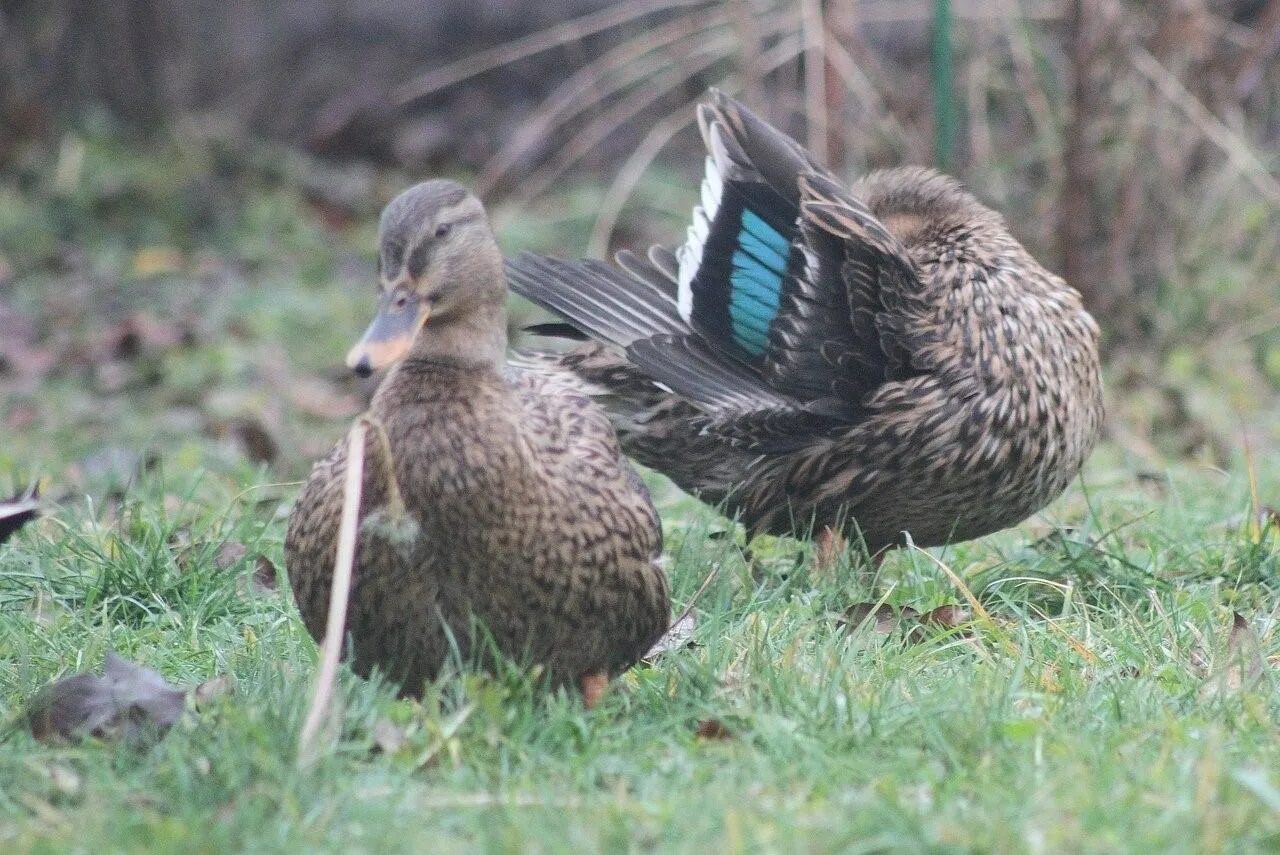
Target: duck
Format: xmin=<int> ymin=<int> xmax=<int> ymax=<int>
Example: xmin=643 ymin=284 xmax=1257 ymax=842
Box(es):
xmin=506 ymin=90 xmax=1104 ymax=560
xmin=284 ymin=179 xmax=670 ymax=703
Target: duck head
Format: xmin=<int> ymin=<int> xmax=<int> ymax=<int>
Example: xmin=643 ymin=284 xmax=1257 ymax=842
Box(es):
xmin=347 ymin=180 xmax=506 ymax=377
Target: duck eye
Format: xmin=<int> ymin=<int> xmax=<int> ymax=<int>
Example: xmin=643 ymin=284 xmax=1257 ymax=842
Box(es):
xmin=434 ymin=222 xmax=452 ymax=239
xmin=392 ymin=293 xmax=409 ymax=310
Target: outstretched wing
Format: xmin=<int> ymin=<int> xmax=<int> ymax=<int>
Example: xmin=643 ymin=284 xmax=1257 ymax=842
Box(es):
xmin=509 ymin=89 xmax=929 ymax=427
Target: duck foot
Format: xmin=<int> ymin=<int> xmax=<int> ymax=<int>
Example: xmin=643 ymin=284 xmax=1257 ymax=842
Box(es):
xmin=579 ymin=671 xmax=608 ymax=709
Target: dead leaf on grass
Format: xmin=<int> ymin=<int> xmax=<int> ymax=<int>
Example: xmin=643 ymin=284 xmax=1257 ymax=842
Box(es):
xmin=25 ymin=653 xmax=186 ymax=745
xmin=193 ymin=674 xmax=236 ymax=708
xmin=919 ymin=604 xmax=973 ymax=630
xmin=226 ymin=417 xmax=280 ymax=465
xmin=1198 ymin=612 xmax=1269 ymax=699
xmin=838 ymin=601 xmax=981 ymax=643
xmin=252 ymin=555 xmax=279 ymax=592
xmin=643 ymin=611 xmax=698 ymax=662
xmin=214 ymin=541 xmax=248 ymax=570
xmin=839 ymin=602 xmax=905 ymax=634
xmin=694 ymin=718 xmax=734 ymax=741
xmin=371 ymin=718 xmax=409 ymax=755
xmin=214 ymin=542 xmax=280 ymax=596
xmin=130 ymin=247 xmax=185 ymax=279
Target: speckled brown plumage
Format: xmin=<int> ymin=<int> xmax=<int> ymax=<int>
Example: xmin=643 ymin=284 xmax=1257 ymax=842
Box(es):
xmin=507 ymin=90 xmax=1104 ymax=555
xmin=285 ymin=180 xmax=669 ymax=696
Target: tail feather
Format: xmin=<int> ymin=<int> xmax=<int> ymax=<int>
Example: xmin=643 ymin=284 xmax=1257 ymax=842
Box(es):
xmin=506 ymin=254 xmax=683 ymax=349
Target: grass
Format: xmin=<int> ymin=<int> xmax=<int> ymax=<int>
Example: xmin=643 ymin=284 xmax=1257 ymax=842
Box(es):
xmin=1 ymin=126 xmax=1279 ymax=852
xmin=2 ymin=460 xmax=1278 ymax=852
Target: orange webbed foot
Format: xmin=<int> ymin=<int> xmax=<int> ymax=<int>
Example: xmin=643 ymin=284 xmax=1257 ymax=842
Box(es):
xmin=579 ymin=671 xmax=608 ymax=709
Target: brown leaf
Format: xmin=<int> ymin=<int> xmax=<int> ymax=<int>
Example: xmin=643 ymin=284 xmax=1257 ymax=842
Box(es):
xmin=45 ymin=764 xmax=82 ymax=798
xmin=221 ymin=543 xmax=279 ymax=596
xmin=371 ymin=718 xmax=408 ymax=755
xmin=130 ymin=247 xmax=184 ymax=279
xmin=193 ymin=674 xmax=236 ymax=708
xmin=214 ymin=541 xmax=248 ymax=570
xmin=1199 ymin=612 xmax=1268 ymax=698
xmin=252 ymin=556 xmax=279 ymax=592
xmin=0 ymin=300 xmax=55 ymax=379
xmin=227 ymin=417 xmax=279 ymax=465
xmin=1223 ymin=611 xmax=1267 ymax=691
xmin=695 ymin=718 xmax=734 ymax=741
xmin=26 ymin=652 xmax=186 ymax=745
xmin=839 ymin=602 xmax=903 ymax=634
xmin=643 ymin=611 xmax=698 ymax=662
xmin=0 ymin=487 xmax=39 ymax=545
xmin=919 ymin=604 xmax=973 ymax=630
xmin=99 ymin=311 xmax=195 ymax=361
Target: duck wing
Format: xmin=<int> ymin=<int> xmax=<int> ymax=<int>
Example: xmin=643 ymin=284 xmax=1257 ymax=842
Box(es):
xmin=509 ymin=90 xmax=927 ymax=428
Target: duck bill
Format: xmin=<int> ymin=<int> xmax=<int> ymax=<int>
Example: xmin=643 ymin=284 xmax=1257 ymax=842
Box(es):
xmin=345 ymin=293 xmax=431 ymax=376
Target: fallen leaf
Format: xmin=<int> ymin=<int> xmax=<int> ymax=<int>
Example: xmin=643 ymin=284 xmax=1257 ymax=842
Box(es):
xmin=643 ymin=611 xmax=698 ymax=661
xmin=0 ymin=487 xmax=39 ymax=544
xmin=99 ymin=311 xmax=194 ymax=361
xmin=252 ymin=556 xmax=279 ymax=592
xmin=220 ymin=543 xmax=279 ymax=596
xmin=214 ymin=541 xmax=248 ymax=570
xmin=46 ymin=764 xmax=82 ymax=798
xmin=131 ymin=247 xmax=185 ymax=278
xmin=0 ymin=300 xmax=56 ymax=378
xmin=1199 ymin=611 xmax=1268 ymax=698
xmin=193 ymin=674 xmax=236 ymax=708
xmin=227 ymin=417 xmax=279 ymax=465
xmin=839 ymin=602 xmax=908 ymax=635
xmin=372 ymin=718 xmax=408 ymax=755
xmin=919 ymin=604 xmax=973 ymax=630
xmin=25 ymin=652 xmax=186 ymax=745
xmin=695 ymin=718 xmax=734 ymax=741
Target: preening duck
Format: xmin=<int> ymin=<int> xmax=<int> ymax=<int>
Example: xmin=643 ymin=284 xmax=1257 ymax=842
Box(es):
xmin=507 ymin=90 xmax=1104 ymax=558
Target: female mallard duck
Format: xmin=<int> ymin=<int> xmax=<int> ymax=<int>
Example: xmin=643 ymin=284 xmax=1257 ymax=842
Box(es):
xmin=285 ymin=180 xmax=670 ymax=702
xmin=507 ymin=90 xmax=1104 ymax=558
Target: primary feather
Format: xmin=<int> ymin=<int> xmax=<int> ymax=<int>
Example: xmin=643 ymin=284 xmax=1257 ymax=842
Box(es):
xmin=508 ymin=90 xmax=1104 ymax=553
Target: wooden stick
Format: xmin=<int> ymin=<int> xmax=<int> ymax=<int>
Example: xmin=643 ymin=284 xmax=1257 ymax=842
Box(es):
xmin=298 ymin=421 xmax=367 ymax=766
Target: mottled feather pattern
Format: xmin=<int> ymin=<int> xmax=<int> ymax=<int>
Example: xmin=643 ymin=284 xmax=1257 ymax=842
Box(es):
xmin=285 ymin=357 xmax=670 ymax=694
xmin=508 ymin=91 xmax=1103 ymax=553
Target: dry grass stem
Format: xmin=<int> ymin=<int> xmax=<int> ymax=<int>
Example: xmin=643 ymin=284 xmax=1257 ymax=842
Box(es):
xmin=476 ymin=10 xmax=733 ymax=195
xmin=297 ymin=420 xmax=367 ymax=766
xmin=800 ymin=0 xmax=830 ymax=164
xmin=587 ymin=34 xmax=803 ymax=255
xmin=394 ymin=0 xmax=715 ymax=105
xmin=1128 ymin=45 xmax=1280 ymax=208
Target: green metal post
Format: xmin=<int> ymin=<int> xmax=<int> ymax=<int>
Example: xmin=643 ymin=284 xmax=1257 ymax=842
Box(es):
xmin=931 ymin=0 xmax=955 ymax=171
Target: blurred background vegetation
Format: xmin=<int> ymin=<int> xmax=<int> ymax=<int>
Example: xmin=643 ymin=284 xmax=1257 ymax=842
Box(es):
xmin=1 ymin=0 xmax=1278 ymax=490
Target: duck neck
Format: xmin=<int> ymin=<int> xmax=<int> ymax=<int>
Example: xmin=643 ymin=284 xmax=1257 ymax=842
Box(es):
xmin=405 ymin=297 xmax=508 ymax=373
